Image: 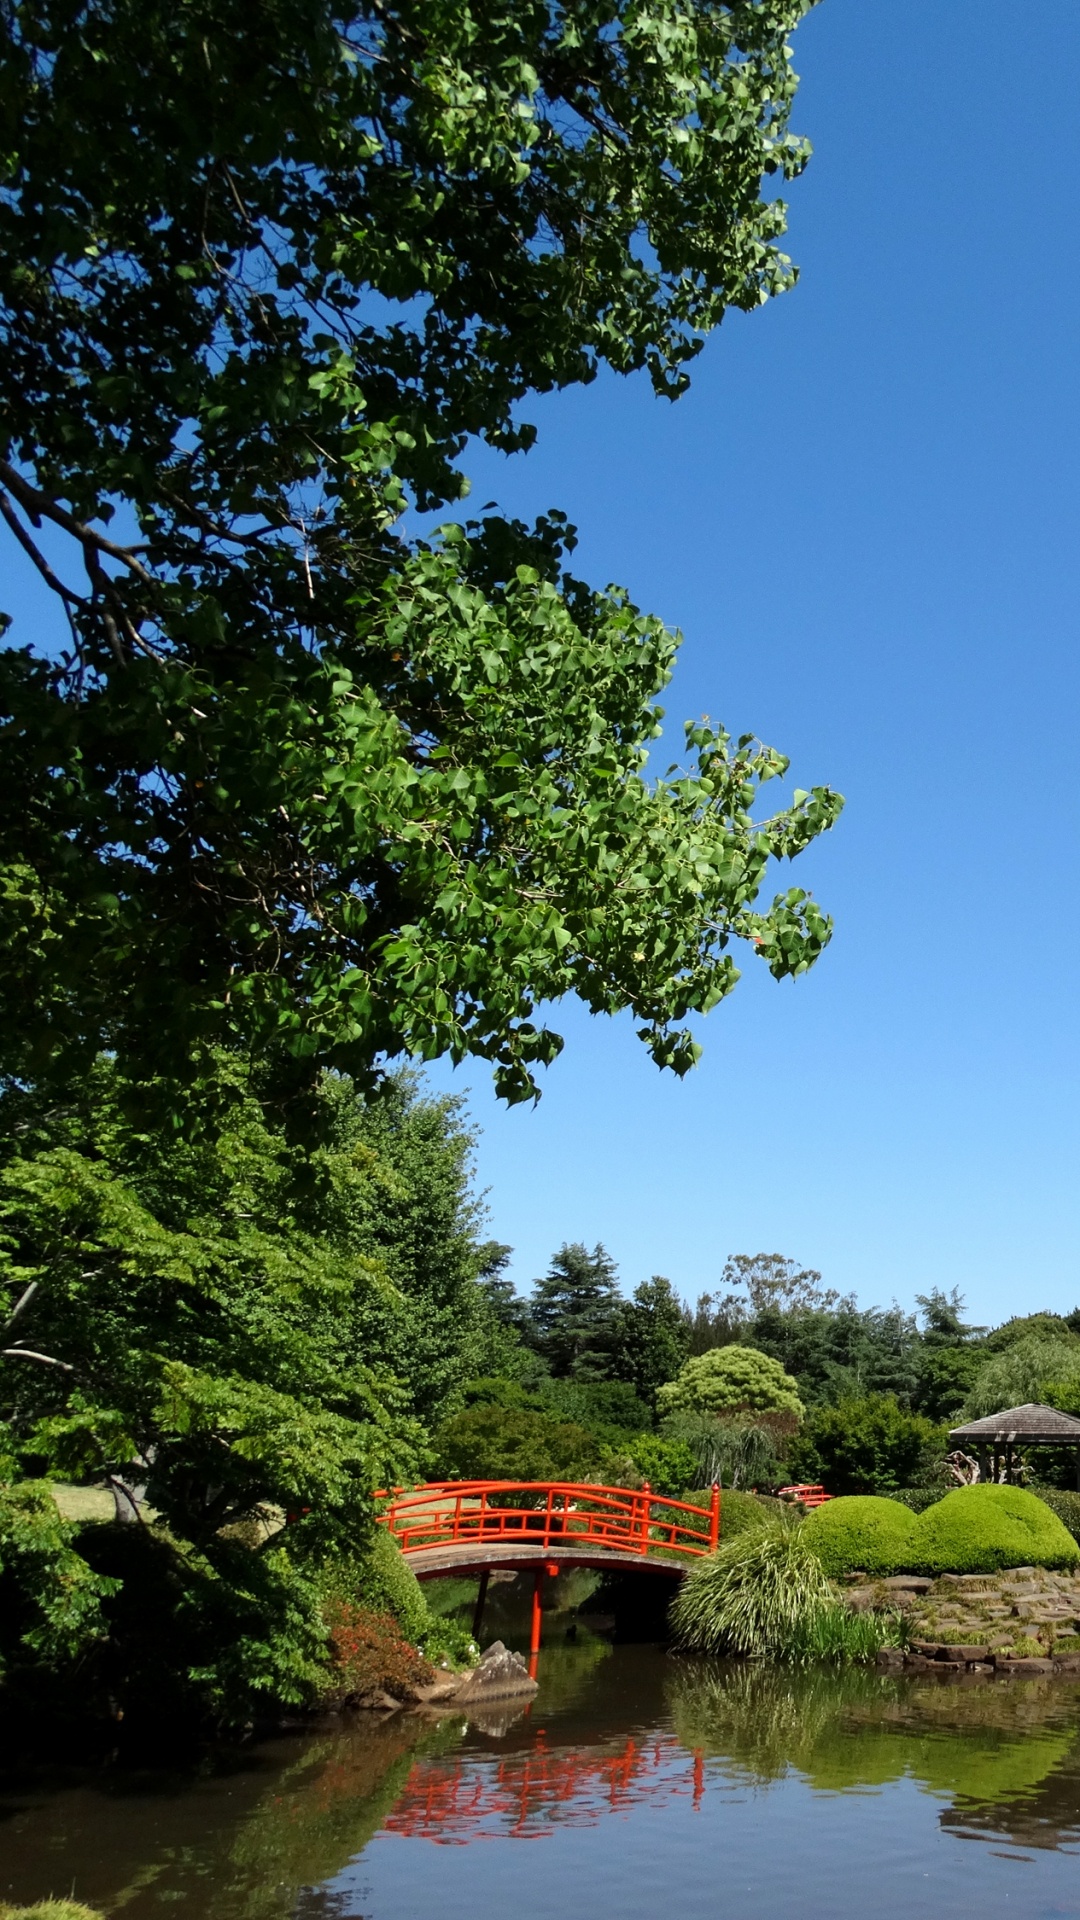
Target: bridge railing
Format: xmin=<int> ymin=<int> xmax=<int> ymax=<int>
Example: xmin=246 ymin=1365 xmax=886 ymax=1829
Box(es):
xmin=377 ymin=1480 xmax=721 ymax=1560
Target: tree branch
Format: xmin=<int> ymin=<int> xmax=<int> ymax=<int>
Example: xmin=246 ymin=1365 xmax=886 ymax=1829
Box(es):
xmin=1 ymin=1279 xmax=39 ymax=1340
xmin=0 ymin=458 xmax=153 ymax=582
xmin=2 ymin=1346 xmax=74 ymax=1371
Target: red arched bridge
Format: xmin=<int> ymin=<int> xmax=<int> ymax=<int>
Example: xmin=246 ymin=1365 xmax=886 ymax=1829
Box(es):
xmin=376 ymin=1479 xmax=721 ymax=1657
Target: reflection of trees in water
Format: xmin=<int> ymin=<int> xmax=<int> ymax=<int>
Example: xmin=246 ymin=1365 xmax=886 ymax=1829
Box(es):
xmin=216 ymin=1719 xmax=460 ymax=1919
xmin=668 ymin=1660 xmax=1080 ymax=1835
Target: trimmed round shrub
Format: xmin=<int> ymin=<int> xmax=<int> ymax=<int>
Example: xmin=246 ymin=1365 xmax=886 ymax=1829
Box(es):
xmin=718 ymin=1489 xmax=784 ymax=1541
xmin=907 ymin=1485 xmax=1080 ymax=1574
xmin=800 ymin=1496 xmax=917 ymax=1576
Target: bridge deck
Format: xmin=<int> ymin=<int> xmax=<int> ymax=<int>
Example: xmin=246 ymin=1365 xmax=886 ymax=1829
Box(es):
xmin=406 ymin=1539 xmax=689 ymax=1579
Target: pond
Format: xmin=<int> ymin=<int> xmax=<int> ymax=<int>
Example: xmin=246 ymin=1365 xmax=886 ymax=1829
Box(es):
xmin=4 ymin=1582 xmax=1080 ymax=1919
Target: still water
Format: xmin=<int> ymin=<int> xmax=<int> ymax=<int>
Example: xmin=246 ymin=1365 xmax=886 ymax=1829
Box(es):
xmin=4 ymin=1622 xmax=1080 ymax=1918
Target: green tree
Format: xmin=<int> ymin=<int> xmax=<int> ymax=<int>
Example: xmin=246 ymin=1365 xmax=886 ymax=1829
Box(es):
xmin=962 ymin=1338 xmax=1080 ymax=1422
xmin=0 ymin=1061 xmax=498 ymax=1716
xmin=724 ymin=1252 xmax=842 ymax=1315
xmin=433 ymin=1403 xmax=600 ymax=1484
xmin=657 ymin=1346 xmax=804 ymax=1421
xmin=529 ymin=1243 xmax=622 ymax=1380
xmin=785 ymin=1395 xmax=947 ymax=1496
xmin=611 ymin=1276 xmax=691 ymax=1406
xmin=748 ymin=1301 xmax=923 ymax=1408
xmin=0 ymin=0 xmax=839 ymax=1119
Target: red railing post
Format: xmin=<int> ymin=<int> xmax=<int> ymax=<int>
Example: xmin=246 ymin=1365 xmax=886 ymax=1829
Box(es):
xmin=709 ymin=1482 xmax=720 ymax=1551
xmin=639 ymin=1481 xmax=651 ymax=1555
xmin=544 ymin=1484 xmax=553 ymax=1548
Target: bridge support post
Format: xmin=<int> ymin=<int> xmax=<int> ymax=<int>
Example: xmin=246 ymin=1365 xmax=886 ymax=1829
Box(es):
xmin=710 ymin=1482 xmax=721 ymax=1552
xmin=530 ymin=1565 xmax=543 ymax=1658
xmin=472 ymin=1569 xmax=490 ymax=1644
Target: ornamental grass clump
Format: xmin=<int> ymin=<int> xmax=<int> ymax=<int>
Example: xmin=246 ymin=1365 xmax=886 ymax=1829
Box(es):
xmin=0 ymin=1905 xmax=104 ymax=1919
xmin=672 ymin=1523 xmax=901 ymax=1666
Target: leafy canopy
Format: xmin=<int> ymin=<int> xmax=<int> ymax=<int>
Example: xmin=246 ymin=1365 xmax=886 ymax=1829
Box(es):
xmin=0 ymin=0 xmax=838 ymax=1112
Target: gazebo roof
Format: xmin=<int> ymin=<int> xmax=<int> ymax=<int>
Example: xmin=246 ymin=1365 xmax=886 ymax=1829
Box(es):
xmin=949 ymin=1402 xmax=1080 ymax=1445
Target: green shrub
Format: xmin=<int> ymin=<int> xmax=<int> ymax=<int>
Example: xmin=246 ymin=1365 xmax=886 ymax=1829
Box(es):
xmin=536 ymin=1378 xmax=653 ymax=1437
xmin=657 ymin=1347 xmax=803 ymax=1421
xmin=800 ymin=1496 xmax=918 ymax=1576
xmin=907 ymin=1485 xmax=1080 ymax=1574
xmin=352 ymin=1527 xmax=430 ymax=1644
xmin=615 ymin=1433 xmax=699 ymax=1497
xmin=890 ymin=1488 xmax=946 ymax=1514
xmin=322 ymin=1604 xmax=434 ymax=1704
xmin=334 ymin=1530 xmax=475 ymax=1669
xmin=671 ymin=1521 xmax=828 ymax=1659
xmin=785 ymin=1396 xmax=947 ymax=1495
xmin=433 ymin=1404 xmax=600 ymax=1482
xmin=1034 ymin=1487 xmax=1080 ymax=1543
xmin=717 ymin=1489 xmax=781 ymax=1541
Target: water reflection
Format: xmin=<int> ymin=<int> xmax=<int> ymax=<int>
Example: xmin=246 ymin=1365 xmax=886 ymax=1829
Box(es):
xmin=4 ymin=1647 xmax=1080 ymax=1917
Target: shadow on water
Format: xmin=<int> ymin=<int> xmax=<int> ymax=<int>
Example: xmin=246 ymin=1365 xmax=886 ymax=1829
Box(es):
xmin=5 ymin=1631 xmax=1080 ymax=1916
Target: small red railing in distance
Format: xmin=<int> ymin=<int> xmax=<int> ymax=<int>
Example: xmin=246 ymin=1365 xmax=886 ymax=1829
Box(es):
xmin=377 ymin=1480 xmax=721 ymax=1561
xmin=777 ymin=1482 xmax=832 ymax=1509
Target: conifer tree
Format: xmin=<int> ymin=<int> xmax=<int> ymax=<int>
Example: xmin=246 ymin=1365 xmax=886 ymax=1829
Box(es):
xmin=530 ymin=1243 xmax=622 ymax=1380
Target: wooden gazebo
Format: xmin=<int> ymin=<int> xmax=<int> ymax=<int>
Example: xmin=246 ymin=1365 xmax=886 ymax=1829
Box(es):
xmin=949 ymin=1403 xmax=1080 ymax=1489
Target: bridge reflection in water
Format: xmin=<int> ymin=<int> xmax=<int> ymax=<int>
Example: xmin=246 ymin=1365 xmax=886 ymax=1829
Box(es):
xmin=384 ymin=1735 xmax=707 ymax=1843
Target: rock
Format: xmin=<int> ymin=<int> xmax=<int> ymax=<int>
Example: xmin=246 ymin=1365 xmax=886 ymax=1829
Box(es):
xmin=407 ymin=1675 xmax=463 ymax=1705
xmin=1055 ymin=1655 xmax=1080 ymax=1674
xmin=450 ymin=1641 xmax=538 ymax=1707
xmin=844 ymin=1588 xmax=877 ymax=1614
xmin=995 ymin=1657 xmax=1054 ymax=1675
xmin=940 ymin=1645 xmax=991 ymax=1663
xmin=875 ymin=1647 xmax=905 ymax=1668
xmin=879 ymin=1577 xmax=933 ymax=1594
xmin=910 ymin=1640 xmax=942 ymax=1658
xmin=357 ymin=1688 xmax=403 ymax=1713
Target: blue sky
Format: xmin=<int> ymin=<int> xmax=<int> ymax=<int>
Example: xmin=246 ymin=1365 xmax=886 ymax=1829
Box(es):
xmin=424 ymin=0 xmax=1080 ymax=1326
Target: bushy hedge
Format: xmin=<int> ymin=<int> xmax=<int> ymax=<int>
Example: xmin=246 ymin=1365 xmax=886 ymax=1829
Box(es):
xmin=719 ymin=1490 xmax=784 ymax=1541
xmin=906 ymin=1485 xmax=1080 ymax=1574
xmin=785 ymin=1396 xmax=947 ymax=1496
xmin=1033 ymin=1487 xmax=1080 ymax=1544
xmin=800 ymin=1496 xmax=917 ymax=1576
xmin=353 ymin=1527 xmax=430 ymax=1644
xmin=798 ymin=1485 xmax=1080 ymax=1577
xmin=889 ymin=1488 xmax=945 ymax=1514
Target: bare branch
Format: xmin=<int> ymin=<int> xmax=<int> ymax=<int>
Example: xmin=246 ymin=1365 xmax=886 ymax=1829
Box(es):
xmin=2 ymin=1346 xmax=74 ymax=1371
xmin=2 ymin=1279 xmax=39 ymax=1340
